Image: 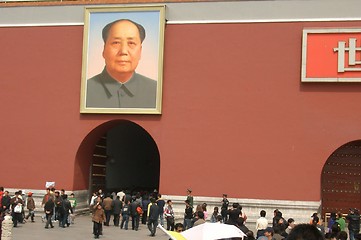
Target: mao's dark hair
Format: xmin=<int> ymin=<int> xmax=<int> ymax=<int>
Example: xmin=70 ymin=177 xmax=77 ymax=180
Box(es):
xmin=102 ymin=19 xmax=146 ymax=43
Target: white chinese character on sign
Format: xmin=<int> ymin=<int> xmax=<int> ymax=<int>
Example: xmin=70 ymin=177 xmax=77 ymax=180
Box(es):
xmin=333 ymin=38 xmax=361 ymax=72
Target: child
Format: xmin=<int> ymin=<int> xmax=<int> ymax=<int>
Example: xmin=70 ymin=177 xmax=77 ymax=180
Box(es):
xmin=68 ymin=193 xmax=77 ymax=224
xmin=92 ymin=203 xmax=105 ymax=239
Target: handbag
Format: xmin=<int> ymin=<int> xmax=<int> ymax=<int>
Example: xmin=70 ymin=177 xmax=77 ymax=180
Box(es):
xmin=14 ymin=204 xmax=22 ymax=213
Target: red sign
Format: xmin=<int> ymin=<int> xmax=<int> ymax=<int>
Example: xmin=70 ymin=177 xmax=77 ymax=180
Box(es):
xmin=302 ymin=29 xmax=361 ymax=82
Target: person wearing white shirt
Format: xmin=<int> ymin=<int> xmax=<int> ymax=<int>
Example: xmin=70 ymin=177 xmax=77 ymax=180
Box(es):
xmin=256 ymin=210 xmax=269 ymax=238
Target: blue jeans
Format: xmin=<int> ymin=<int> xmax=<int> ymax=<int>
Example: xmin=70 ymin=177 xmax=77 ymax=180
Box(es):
xmin=121 ymin=214 xmax=129 ymax=230
xmin=104 ymin=210 xmax=111 ymax=226
xmin=159 ymin=212 xmax=164 ymax=226
xmin=61 ymin=212 xmax=69 ymax=227
xmin=131 ymin=214 xmax=140 ymax=230
xmin=349 ymin=229 xmax=359 ymax=240
xmin=184 ymin=218 xmax=192 ymax=230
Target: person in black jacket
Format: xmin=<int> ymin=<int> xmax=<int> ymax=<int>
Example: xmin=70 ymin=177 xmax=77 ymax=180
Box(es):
xmin=221 ymin=194 xmax=229 ymax=223
xmin=347 ymin=208 xmax=360 ymax=240
xmin=60 ymin=194 xmax=73 ymax=228
xmin=111 ymin=196 xmax=122 ymax=226
xmin=1 ymin=191 xmax=11 ymax=212
xmin=184 ymin=200 xmax=193 ymax=230
xmin=227 ymin=203 xmax=241 ymax=226
xmin=54 ymin=191 xmax=63 ymax=223
xmin=147 ymin=198 xmax=159 ymax=236
xmin=44 ymin=197 xmax=55 ymax=229
xmin=130 ymin=197 xmax=140 ymax=231
xmin=120 ymin=200 xmax=130 ymax=230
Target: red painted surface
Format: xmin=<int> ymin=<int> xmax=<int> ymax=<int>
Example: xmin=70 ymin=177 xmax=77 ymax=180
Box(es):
xmin=1 ymin=22 xmax=361 ymax=201
xmin=306 ymin=31 xmax=361 ymax=78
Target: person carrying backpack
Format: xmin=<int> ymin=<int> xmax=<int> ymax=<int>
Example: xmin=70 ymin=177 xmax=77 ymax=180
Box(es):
xmin=120 ymin=200 xmax=130 ymax=230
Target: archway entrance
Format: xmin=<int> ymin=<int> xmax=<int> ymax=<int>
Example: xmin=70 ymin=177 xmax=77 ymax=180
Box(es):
xmin=89 ymin=120 xmax=160 ymax=195
xmin=321 ymin=140 xmax=361 ymax=217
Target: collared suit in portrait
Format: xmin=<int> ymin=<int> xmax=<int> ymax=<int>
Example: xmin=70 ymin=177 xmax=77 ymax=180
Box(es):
xmin=86 ymin=68 xmax=157 ymax=109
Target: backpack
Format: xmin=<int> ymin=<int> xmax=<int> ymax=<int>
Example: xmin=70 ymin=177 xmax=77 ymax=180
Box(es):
xmin=122 ymin=204 xmax=130 ymax=215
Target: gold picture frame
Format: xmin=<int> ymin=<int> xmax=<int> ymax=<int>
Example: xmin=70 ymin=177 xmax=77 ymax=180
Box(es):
xmin=80 ymin=5 xmax=166 ymax=114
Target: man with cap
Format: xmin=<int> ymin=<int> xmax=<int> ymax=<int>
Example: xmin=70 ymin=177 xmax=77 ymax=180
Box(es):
xmin=25 ymin=192 xmax=35 ymax=222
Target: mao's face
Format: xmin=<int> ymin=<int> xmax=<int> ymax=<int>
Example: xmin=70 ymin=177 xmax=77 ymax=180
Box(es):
xmin=103 ymin=20 xmax=142 ymax=80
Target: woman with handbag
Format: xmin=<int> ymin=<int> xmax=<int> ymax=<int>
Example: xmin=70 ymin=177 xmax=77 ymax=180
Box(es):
xmin=10 ymin=191 xmax=23 ymax=227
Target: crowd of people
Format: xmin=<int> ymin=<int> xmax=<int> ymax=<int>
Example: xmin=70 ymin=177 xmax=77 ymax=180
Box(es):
xmin=88 ymin=189 xmax=167 ymax=238
xmin=0 ymin=186 xmax=77 ymax=239
xmin=0 ymin=186 xmax=360 ymax=240
xmin=41 ymin=188 xmax=77 ymax=229
xmin=86 ymin=189 xmax=361 ymax=240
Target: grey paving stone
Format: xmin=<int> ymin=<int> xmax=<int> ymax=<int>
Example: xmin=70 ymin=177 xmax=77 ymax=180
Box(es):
xmin=11 ymin=214 xmax=170 ymax=240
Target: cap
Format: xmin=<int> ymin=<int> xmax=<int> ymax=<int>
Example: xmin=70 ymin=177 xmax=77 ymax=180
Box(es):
xmin=28 ymin=192 xmax=33 ymax=196
xmin=187 ymin=188 xmax=192 ymax=192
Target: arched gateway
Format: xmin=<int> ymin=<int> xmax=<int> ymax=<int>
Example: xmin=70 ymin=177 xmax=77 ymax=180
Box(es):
xmin=75 ymin=120 xmax=160 ymax=197
xmin=321 ymin=140 xmax=361 ymax=217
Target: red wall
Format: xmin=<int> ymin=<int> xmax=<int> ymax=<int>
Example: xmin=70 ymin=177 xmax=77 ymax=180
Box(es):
xmin=1 ymin=21 xmax=361 ymax=201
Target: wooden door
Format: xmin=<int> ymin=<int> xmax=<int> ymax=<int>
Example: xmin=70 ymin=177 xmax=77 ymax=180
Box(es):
xmin=321 ymin=140 xmax=361 ymax=217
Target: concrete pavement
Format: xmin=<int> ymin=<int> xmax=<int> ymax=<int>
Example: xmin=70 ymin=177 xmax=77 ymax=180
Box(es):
xmin=11 ymin=214 xmax=170 ymax=240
